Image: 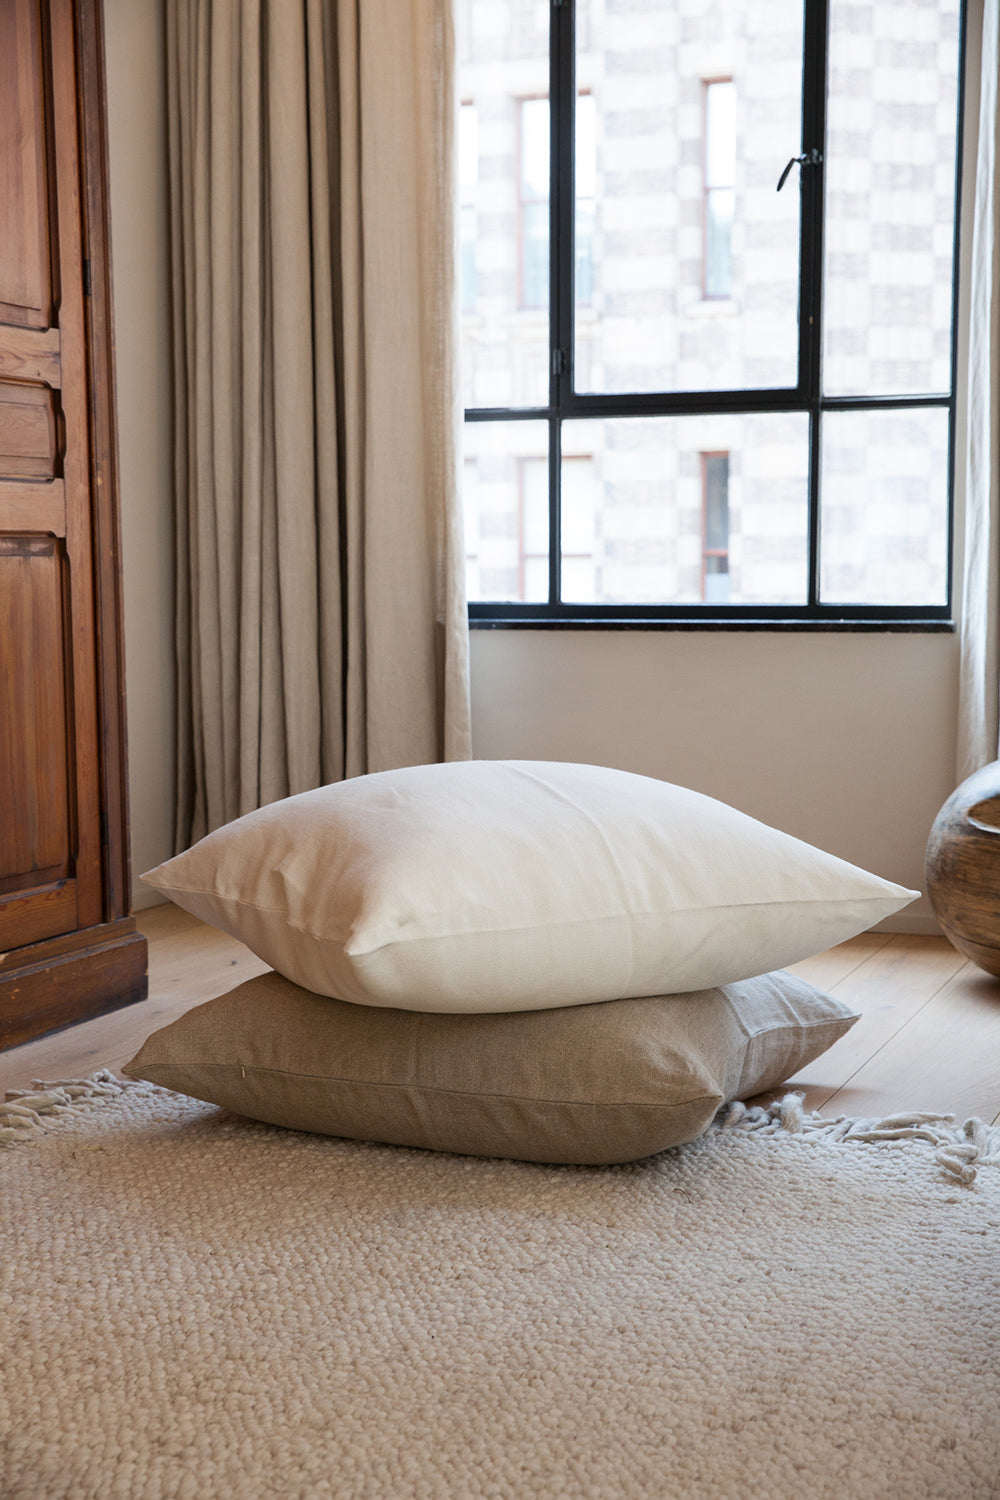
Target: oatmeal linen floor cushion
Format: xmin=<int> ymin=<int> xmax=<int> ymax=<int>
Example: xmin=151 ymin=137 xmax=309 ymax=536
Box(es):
xmin=124 ymin=967 xmax=859 ymax=1164
xmin=142 ymin=760 xmax=917 ymax=1012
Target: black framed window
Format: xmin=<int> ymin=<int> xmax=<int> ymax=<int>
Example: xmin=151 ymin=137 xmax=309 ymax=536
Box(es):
xmin=458 ymin=0 xmax=966 ymax=627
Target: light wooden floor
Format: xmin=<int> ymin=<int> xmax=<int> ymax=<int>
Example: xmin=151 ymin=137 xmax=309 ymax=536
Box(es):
xmin=2 ymin=903 xmax=1000 ymax=1126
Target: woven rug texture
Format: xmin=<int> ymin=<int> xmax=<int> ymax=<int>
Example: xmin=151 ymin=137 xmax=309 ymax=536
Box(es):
xmin=1 ymin=1076 xmax=998 ymax=1500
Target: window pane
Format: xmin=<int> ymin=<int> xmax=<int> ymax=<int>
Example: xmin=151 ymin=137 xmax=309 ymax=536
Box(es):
xmin=822 ymin=0 xmax=961 ymax=397
xmin=704 ymin=554 xmax=730 ymax=603
xmin=574 ymin=0 xmax=802 ymax=395
xmin=576 ymin=94 xmax=597 ymax=307
xmin=459 ymin=104 xmax=478 ymax=312
xmin=562 ymin=456 xmax=598 ymax=556
xmin=520 ymin=97 xmax=550 ymax=200
xmin=705 ymin=80 xmax=737 ymax=188
xmin=521 ymin=201 xmax=549 ymax=310
xmin=463 ymin=421 xmax=549 ymax=602
xmin=705 ymin=188 xmax=735 ymax=299
xmin=560 ymin=414 xmax=809 ymax=604
xmin=819 ymin=408 xmax=949 ymax=605
xmin=703 ymin=453 xmax=730 ymax=552
xmin=522 ymin=457 xmax=549 ymax=553
xmin=457 ymin=3 xmax=549 ymax=408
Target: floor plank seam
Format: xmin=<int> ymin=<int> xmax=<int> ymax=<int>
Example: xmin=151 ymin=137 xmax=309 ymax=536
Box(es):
xmin=811 ymin=962 xmax=974 ymax=1115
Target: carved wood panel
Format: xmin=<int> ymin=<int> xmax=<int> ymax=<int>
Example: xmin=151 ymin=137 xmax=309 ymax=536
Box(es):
xmin=0 ymin=537 xmax=72 ymax=890
xmin=0 ymin=0 xmax=54 ymax=329
xmin=0 ymin=0 xmax=97 ymax=955
xmin=0 ymin=382 xmax=60 ymax=479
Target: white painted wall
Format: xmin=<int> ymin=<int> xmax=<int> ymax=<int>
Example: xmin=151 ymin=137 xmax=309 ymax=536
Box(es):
xmin=101 ymin=2 xmax=963 ymax=931
xmin=104 ymin=0 xmax=174 ymax=906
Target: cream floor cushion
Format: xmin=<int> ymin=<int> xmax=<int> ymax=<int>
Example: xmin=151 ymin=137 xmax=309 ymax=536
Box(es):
xmin=142 ymin=760 xmax=917 ymax=1013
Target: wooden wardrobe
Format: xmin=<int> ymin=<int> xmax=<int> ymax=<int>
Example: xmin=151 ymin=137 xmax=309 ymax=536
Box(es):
xmin=0 ymin=0 xmax=147 ymax=1049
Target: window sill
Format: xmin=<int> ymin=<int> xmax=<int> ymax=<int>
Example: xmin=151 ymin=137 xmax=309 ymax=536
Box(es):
xmin=468 ymin=614 xmax=955 ymax=634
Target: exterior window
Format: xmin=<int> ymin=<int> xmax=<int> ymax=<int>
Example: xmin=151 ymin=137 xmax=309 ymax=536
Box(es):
xmin=459 ymin=0 xmax=965 ymax=625
xmin=520 ymin=457 xmax=550 ymax=600
xmin=519 ymin=98 xmax=549 ymax=309
xmin=576 ymin=94 xmax=596 ymax=308
xmin=463 ymin=451 xmax=597 ymax=603
xmin=702 ymin=453 xmax=730 ymax=602
xmin=561 ymin=454 xmax=598 ymax=599
xmin=704 ymin=81 xmax=736 ymax=300
xmin=459 ymin=104 xmax=478 ymax=313
xmin=463 ymin=422 xmax=549 ymax=603
xmin=520 ymin=94 xmax=595 ymax=311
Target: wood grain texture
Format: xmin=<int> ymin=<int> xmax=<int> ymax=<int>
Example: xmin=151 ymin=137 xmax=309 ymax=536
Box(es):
xmin=49 ymin=0 xmax=102 ymax=932
xmin=74 ymin=0 xmax=134 ymax=924
xmin=0 ymin=381 xmax=58 ymax=478
xmin=816 ymin=963 xmax=1000 ymax=1122
xmin=0 ymin=880 xmax=77 ymax=951
xmin=926 ymin=758 xmax=1000 ymax=976
xmin=0 ymin=919 xmax=147 ymax=1051
xmin=772 ymin=934 xmax=969 ymax=1112
xmin=0 ymin=539 xmax=73 ymax=894
xmin=0 ymin=323 xmax=61 ymax=384
xmin=0 ymin=478 xmax=66 ymax=533
xmin=0 ymin=0 xmax=53 ymax=327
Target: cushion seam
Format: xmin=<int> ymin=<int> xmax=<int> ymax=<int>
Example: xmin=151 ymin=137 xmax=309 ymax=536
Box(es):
xmin=134 ymin=1064 xmax=722 ymax=1111
xmin=145 ymin=887 xmax=904 ymax=953
xmin=739 ymin=1014 xmax=859 ymax=1036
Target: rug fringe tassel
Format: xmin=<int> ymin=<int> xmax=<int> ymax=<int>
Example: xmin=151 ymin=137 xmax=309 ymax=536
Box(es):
xmin=720 ymin=1094 xmax=1000 ymax=1186
xmin=1 ymin=1070 xmax=125 ymax=1148
xmin=3 ymin=1073 xmax=998 ymax=1185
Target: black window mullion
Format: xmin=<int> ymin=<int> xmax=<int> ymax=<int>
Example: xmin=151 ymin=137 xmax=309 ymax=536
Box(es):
xmin=559 ymin=386 xmax=804 ymax=419
xmin=807 ymin=411 xmax=822 ymax=607
xmin=548 ymin=420 xmax=562 ymax=605
xmin=469 ymin=600 xmax=951 ymax=627
xmin=801 ymin=0 xmax=828 ymax=608
xmin=800 ymin=0 xmax=828 ymax=403
xmin=945 ymin=0 xmax=971 ymax=620
xmin=550 ymin=0 xmax=574 ymax=393
xmin=548 ymin=0 xmax=574 ymax=604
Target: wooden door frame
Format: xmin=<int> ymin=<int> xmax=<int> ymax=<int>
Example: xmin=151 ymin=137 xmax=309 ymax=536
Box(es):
xmin=0 ymin=0 xmax=148 ymax=1049
xmin=77 ymin=0 xmax=131 ymax=921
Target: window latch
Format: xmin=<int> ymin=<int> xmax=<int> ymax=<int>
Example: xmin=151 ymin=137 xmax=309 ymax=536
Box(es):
xmin=776 ymin=147 xmax=822 ymax=191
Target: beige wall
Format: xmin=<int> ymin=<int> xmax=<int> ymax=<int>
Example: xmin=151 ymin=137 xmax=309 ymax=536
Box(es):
xmin=104 ymin=0 xmax=174 ymax=906
xmin=103 ymin=2 xmax=961 ymax=930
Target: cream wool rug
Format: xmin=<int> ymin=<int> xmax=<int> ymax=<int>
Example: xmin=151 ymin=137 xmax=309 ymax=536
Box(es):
xmin=2 ymin=1076 xmax=999 ymax=1500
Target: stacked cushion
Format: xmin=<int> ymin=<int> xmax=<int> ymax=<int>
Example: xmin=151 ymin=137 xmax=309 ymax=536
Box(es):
xmin=140 ymin=759 xmax=917 ymax=1013
xmin=131 ymin=760 xmax=914 ymax=1162
xmin=124 ymin=967 xmax=859 ymax=1165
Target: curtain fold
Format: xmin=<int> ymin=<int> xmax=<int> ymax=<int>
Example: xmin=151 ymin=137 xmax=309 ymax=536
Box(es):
xmin=167 ymin=0 xmax=471 ymax=850
xmin=958 ymin=0 xmax=1000 ymax=780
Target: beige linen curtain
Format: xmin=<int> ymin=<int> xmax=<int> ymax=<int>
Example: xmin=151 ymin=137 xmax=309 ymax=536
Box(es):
xmin=167 ymin=0 xmax=471 ymax=849
xmin=958 ymin=0 xmax=1000 ymax=779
